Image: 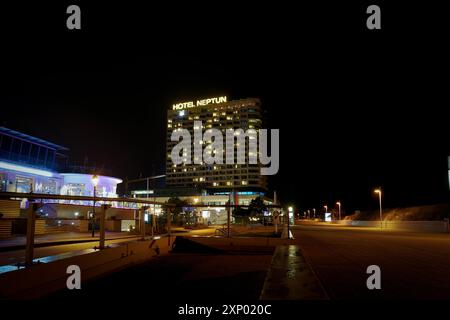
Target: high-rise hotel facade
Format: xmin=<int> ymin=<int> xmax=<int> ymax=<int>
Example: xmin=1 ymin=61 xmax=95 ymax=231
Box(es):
xmin=166 ymin=97 xmax=267 ymax=191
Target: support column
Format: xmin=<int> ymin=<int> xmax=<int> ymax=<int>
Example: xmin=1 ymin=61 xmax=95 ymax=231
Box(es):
xmin=25 ymin=203 xmax=38 ymax=266
xmin=167 ymin=207 xmax=172 ymax=246
xmin=227 ymin=205 xmax=231 ymax=238
xmin=99 ymin=204 xmax=110 ymax=250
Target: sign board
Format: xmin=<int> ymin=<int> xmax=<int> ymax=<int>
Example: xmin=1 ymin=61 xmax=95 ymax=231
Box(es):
xmin=172 ymin=96 xmax=227 ymax=110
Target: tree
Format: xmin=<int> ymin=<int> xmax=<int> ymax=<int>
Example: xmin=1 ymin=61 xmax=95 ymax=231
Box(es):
xmin=166 ymin=197 xmax=192 ymax=226
xmin=249 ymin=196 xmax=266 ymax=215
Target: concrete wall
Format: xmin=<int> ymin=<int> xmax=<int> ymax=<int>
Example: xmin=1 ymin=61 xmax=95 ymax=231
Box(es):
xmin=34 ymin=219 xmax=46 ymax=235
xmin=0 ymin=220 xmax=12 ymax=237
xmin=336 ymin=220 xmax=449 ymax=233
xmin=0 ymin=236 xmax=175 ymax=299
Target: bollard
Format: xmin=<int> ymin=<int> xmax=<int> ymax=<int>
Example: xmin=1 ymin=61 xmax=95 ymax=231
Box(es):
xmin=139 ymin=206 xmax=148 ymax=240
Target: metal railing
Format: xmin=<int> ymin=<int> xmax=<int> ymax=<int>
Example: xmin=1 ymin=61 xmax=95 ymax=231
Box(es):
xmin=0 ymin=191 xmax=284 ymax=267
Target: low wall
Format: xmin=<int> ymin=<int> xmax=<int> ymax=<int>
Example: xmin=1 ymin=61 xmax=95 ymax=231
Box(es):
xmin=0 ymin=236 xmax=175 ymax=299
xmin=40 ymin=203 xmax=136 ymax=220
xmin=337 ymin=220 xmax=449 ymax=232
xmin=177 ymin=236 xmax=295 ymax=253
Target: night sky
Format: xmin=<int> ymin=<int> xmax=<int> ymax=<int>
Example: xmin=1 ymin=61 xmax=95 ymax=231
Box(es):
xmin=1 ymin=2 xmax=449 ymax=213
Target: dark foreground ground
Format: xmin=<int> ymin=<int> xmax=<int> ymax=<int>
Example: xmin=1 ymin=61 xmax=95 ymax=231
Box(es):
xmin=48 ymin=251 xmax=273 ymax=301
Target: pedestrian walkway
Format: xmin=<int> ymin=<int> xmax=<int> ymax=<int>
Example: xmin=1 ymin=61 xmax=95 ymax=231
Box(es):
xmin=260 ymin=245 xmax=328 ymax=300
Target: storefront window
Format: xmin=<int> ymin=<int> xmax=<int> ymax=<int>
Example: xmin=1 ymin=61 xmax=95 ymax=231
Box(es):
xmin=15 ymin=176 xmax=33 ymax=193
xmin=65 ymin=183 xmax=86 ymax=196
xmin=46 ymin=179 xmax=57 ymax=194
xmin=0 ymin=173 xmax=6 ymax=192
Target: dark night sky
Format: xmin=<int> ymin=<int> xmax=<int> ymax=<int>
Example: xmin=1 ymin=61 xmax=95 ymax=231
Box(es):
xmin=1 ymin=2 xmax=449 ymax=213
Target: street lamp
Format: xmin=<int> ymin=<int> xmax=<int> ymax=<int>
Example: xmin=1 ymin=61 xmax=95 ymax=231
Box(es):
xmin=91 ymin=175 xmax=99 ymax=237
xmin=374 ymin=188 xmax=383 ymax=229
xmin=324 ymin=205 xmax=328 ymax=212
xmin=336 ymin=202 xmax=341 ymax=221
xmin=287 ymin=206 xmax=294 ymax=239
xmin=313 ymin=208 xmax=316 ymax=218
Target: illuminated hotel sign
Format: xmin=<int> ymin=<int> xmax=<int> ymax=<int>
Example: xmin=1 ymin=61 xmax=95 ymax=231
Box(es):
xmin=172 ymin=96 xmax=227 ymax=110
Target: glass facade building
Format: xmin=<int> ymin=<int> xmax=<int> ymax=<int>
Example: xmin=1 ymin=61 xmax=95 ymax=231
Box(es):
xmin=0 ymin=127 xmax=122 ymax=202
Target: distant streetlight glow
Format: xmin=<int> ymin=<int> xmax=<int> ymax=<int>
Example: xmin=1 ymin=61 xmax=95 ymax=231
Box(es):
xmin=374 ymin=188 xmax=383 ymax=229
xmin=336 ymin=202 xmax=341 ymax=221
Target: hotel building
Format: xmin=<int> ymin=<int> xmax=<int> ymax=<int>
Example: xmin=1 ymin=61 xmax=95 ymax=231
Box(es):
xmin=166 ymin=97 xmax=267 ymax=191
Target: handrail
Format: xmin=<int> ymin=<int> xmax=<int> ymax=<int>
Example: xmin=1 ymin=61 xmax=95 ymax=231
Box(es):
xmin=0 ymin=191 xmax=283 ymax=208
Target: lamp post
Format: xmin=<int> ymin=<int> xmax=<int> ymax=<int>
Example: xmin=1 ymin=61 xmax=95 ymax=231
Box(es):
xmin=374 ymin=188 xmax=383 ymax=229
xmin=313 ymin=208 xmax=316 ymax=219
xmin=91 ymin=175 xmax=99 ymax=237
xmin=336 ymin=201 xmax=341 ymax=221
